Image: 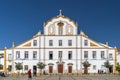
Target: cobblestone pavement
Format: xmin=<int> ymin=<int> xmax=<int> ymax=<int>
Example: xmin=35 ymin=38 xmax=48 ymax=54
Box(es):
xmin=0 ymin=74 xmax=120 ymax=80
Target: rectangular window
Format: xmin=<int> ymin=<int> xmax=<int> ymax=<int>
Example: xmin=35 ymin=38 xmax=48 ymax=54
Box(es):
xmin=101 ymin=51 xmax=105 ymax=59
xmin=24 ymin=65 xmax=28 ymax=70
xmin=16 ymin=51 xmax=20 ymax=59
xmin=8 ymin=54 xmax=12 ymax=60
xmin=49 ymin=40 xmax=53 ymax=46
xmin=58 ymin=51 xmax=62 ymax=58
xmin=84 ymin=51 xmax=88 ymax=59
xmin=109 ymin=53 xmax=113 ymax=59
xmin=92 ymin=51 xmax=96 ymax=59
xmin=33 ymin=51 xmax=37 ymax=59
xmin=93 ymin=65 xmax=96 ymax=70
xmin=68 ymin=40 xmax=72 ymax=46
xmin=68 ymin=51 xmax=72 ymax=60
xmin=0 ymin=54 xmax=4 ymax=58
xmin=33 ymin=40 xmax=37 ymax=46
xmin=59 ymin=40 xmax=62 ymax=46
xmin=24 ymin=51 xmax=29 ymax=59
xmin=49 ymin=51 xmax=53 ymax=60
xmin=84 ymin=40 xmax=88 ymax=46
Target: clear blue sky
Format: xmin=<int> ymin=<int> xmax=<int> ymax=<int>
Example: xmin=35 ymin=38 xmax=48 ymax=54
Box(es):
xmin=0 ymin=0 xmax=120 ymax=49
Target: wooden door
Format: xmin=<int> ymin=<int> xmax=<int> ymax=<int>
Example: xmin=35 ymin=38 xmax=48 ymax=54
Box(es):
xmin=58 ymin=64 xmax=63 ymax=73
xmin=49 ymin=66 xmax=53 ymax=73
xmin=68 ymin=66 xmax=72 ymax=73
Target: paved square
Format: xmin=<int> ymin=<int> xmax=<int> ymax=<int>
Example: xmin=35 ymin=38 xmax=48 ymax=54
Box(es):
xmin=0 ymin=74 xmax=120 ymax=80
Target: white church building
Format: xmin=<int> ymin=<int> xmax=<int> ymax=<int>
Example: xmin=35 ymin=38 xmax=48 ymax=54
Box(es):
xmin=0 ymin=11 xmax=119 ymax=74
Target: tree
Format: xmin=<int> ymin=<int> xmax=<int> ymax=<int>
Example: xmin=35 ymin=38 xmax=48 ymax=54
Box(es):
xmin=37 ymin=62 xmax=46 ymax=75
xmin=82 ymin=60 xmax=91 ymax=74
xmin=0 ymin=64 xmax=3 ymax=70
xmin=116 ymin=63 xmax=120 ymax=75
xmin=104 ymin=60 xmax=113 ymax=73
xmin=7 ymin=66 xmax=12 ymax=72
xmin=15 ymin=62 xmax=23 ymax=75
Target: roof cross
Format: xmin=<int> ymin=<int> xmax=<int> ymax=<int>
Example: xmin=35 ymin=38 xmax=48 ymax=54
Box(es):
xmin=59 ymin=9 xmax=62 ymax=16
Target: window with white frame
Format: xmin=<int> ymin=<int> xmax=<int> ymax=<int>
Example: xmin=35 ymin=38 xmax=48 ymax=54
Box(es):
xmin=49 ymin=40 xmax=53 ymax=46
xmin=93 ymin=65 xmax=96 ymax=70
xmin=109 ymin=53 xmax=113 ymax=59
xmin=68 ymin=51 xmax=72 ymax=60
xmin=8 ymin=54 xmax=12 ymax=60
xmin=101 ymin=51 xmax=105 ymax=59
xmin=84 ymin=40 xmax=88 ymax=46
xmin=58 ymin=51 xmax=62 ymax=58
xmin=84 ymin=51 xmax=88 ymax=59
xmin=49 ymin=51 xmax=53 ymax=60
xmin=68 ymin=40 xmax=72 ymax=46
xmin=16 ymin=51 xmax=20 ymax=59
xmin=33 ymin=40 xmax=37 ymax=46
xmin=24 ymin=65 xmax=28 ymax=70
xmin=33 ymin=51 xmax=37 ymax=59
xmin=92 ymin=51 xmax=96 ymax=59
xmin=59 ymin=40 xmax=62 ymax=46
xmin=24 ymin=51 xmax=29 ymax=59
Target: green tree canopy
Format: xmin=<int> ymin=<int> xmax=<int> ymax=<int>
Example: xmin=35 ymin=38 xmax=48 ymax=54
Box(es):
xmin=37 ymin=62 xmax=46 ymax=70
xmin=15 ymin=62 xmax=23 ymax=70
xmin=116 ymin=63 xmax=120 ymax=71
xmin=82 ymin=60 xmax=91 ymax=67
xmin=104 ymin=60 xmax=112 ymax=68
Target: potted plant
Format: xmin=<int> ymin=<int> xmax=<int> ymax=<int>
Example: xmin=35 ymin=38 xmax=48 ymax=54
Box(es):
xmin=37 ymin=62 xmax=46 ymax=75
xmin=15 ymin=62 xmax=23 ymax=75
xmin=82 ymin=60 xmax=91 ymax=74
xmin=103 ymin=60 xmax=112 ymax=73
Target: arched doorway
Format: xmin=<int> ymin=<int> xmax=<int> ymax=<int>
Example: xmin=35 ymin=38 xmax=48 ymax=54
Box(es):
xmin=48 ymin=63 xmax=54 ymax=74
xmin=67 ymin=63 xmax=73 ymax=73
xmin=58 ymin=64 xmax=63 ymax=73
xmin=68 ymin=66 xmax=72 ymax=73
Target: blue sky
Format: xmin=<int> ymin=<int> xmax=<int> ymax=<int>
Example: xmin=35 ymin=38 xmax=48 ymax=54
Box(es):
xmin=0 ymin=0 xmax=120 ymax=49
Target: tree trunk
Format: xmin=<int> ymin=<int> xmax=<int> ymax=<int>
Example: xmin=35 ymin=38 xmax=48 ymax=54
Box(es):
xmin=84 ymin=66 xmax=88 ymax=74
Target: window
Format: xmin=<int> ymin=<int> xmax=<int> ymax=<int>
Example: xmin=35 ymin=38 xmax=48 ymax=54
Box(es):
xmin=109 ymin=53 xmax=113 ymax=59
xmin=24 ymin=65 xmax=28 ymax=70
xmin=8 ymin=54 xmax=12 ymax=60
xmin=49 ymin=40 xmax=53 ymax=46
xmin=68 ymin=40 xmax=72 ymax=46
xmin=93 ymin=65 xmax=96 ymax=70
xmin=33 ymin=40 xmax=37 ymax=46
xmin=59 ymin=40 xmax=62 ymax=46
xmin=101 ymin=51 xmax=105 ymax=59
xmin=24 ymin=51 xmax=29 ymax=59
xmin=58 ymin=51 xmax=62 ymax=58
xmin=49 ymin=51 xmax=53 ymax=60
xmin=16 ymin=51 xmax=20 ymax=59
xmin=58 ymin=22 xmax=64 ymax=35
xmin=84 ymin=40 xmax=88 ymax=46
xmin=84 ymin=51 xmax=88 ymax=59
xmin=0 ymin=64 xmax=3 ymax=70
xmin=92 ymin=51 xmax=96 ymax=59
xmin=68 ymin=51 xmax=72 ymax=60
xmin=33 ymin=51 xmax=37 ymax=59
xmin=0 ymin=54 xmax=4 ymax=58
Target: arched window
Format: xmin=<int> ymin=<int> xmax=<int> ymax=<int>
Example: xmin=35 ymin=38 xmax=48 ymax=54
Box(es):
xmin=58 ymin=22 xmax=64 ymax=35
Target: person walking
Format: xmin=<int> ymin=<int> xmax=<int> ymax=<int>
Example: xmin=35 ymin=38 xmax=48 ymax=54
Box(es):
xmin=28 ymin=69 xmax=32 ymax=80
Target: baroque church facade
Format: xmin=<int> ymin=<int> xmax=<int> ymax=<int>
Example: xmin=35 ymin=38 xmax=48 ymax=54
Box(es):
xmin=0 ymin=11 xmax=118 ymax=74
